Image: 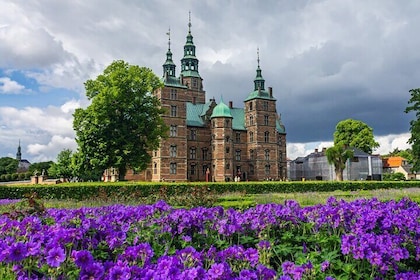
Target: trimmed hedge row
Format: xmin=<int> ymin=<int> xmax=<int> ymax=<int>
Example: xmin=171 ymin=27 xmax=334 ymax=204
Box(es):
xmin=0 ymin=180 xmax=420 ymax=200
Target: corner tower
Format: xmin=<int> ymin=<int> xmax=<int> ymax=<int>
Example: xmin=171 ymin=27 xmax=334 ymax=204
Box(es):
xmin=244 ymin=49 xmax=285 ymax=180
xmin=180 ymin=12 xmax=205 ymax=104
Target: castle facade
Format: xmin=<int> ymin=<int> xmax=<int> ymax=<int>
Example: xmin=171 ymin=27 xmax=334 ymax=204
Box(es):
xmin=126 ymin=20 xmax=286 ymax=182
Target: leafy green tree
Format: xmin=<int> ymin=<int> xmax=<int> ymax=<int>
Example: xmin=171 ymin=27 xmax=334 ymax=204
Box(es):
xmin=326 ymin=143 xmax=354 ymax=181
xmin=28 ymin=161 xmax=54 ymax=176
xmin=0 ymin=157 xmax=19 ymax=175
xmin=48 ymin=149 xmax=74 ymax=180
xmin=334 ymin=119 xmax=379 ymax=154
xmin=405 ymin=88 xmax=420 ymax=171
xmin=383 ymin=148 xmax=413 ymax=162
xmin=73 ymin=60 xmax=168 ymax=180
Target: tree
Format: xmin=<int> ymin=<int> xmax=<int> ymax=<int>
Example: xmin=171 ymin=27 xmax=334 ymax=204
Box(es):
xmin=28 ymin=161 xmax=54 ymax=175
xmin=333 ymin=119 xmax=379 ymax=154
xmin=0 ymin=157 xmax=18 ymax=175
xmin=48 ymin=149 xmax=74 ymax=180
xmin=326 ymin=143 xmax=354 ymax=181
xmin=405 ymin=88 xmax=420 ymax=171
xmin=73 ymin=60 xmax=168 ymax=180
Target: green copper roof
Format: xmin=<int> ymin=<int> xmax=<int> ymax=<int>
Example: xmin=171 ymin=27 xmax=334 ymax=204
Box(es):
xmin=162 ymin=76 xmax=188 ymax=88
xmin=211 ymin=100 xmax=233 ymax=119
xmin=186 ymin=103 xmax=206 ymax=126
xmin=276 ymin=118 xmax=286 ymax=134
xmin=244 ymin=90 xmax=277 ymax=102
xmin=230 ymin=108 xmax=246 ymax=130
xmin=180 ymin=70 xmax=201 ymax=78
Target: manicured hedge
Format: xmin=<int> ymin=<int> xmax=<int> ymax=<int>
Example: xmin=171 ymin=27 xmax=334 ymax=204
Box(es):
xmin=0 ymin=180 xmax=420 ymax=200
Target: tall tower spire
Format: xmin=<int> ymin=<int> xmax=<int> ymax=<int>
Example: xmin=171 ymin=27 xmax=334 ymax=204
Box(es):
xmin=162 ymin=27 xmax=176 ymax=78
xmin=181 ymin=12 xmax=200 ymax=78
xmin=16 ymin=140 xmax=22 ymax=161
xmin=254 ymin=47 xmax=265 ymax=91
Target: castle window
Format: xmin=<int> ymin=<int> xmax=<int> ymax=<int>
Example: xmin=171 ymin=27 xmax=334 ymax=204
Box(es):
xmin=249 ymin=164 xmax=254 ymax=175
xmin=202 ymin=165 xmax=208 ymax=175
xmin=153 ymin=162 xmax=157 ymax=174
xmin=202 ymin=148 xmax=208 ymax=160
xmin=212 ymin=121 xmax=215 ymax=128
xmin=190 ymin=147 xmax=197 ymax=159
xmin=250 ymin=115 xmax=254 ymax=125
xmin=170 ymin=89 xmax=177 ymax=100
xmin=249 ymin=131 xmax=254 ymax=142
xmin=170 ymin=125 xmax=177 ymax=137
xmin=170 ymin=162 xmax=177 ymax=174
xmin=190 ymin=129 xmax=197 ymax=140
xmin=235 ymin=150 xmax=241 ymax=161
xmin=226 ymin=147 xmax=230 ymax=154
xmin=193 ymin=78 xmax=197 ymax=87
xmin=264 ymin=131 xmax=269 ymax=143
xmin=170 ymin=145 xmax=177 ymax=157
xmin=263 ymin=101 xmax=268 ymax=111
xmin=264 ymin=115 xmax=269 ymax=125
xmin=250 ymin=149 xmax=255 ymax=160
xmin=225 ymin=119 xmax=230 ymax=127
xmin=226 ymin=163 xmax=230 ymax=170
xmin=171 ymin=105 xmax=177 ymax=117
xmin=235 ymin=132 xmax=241 ymax=143
xmin=265 ymin=149 xmax=270 ymax=161
xmin=265 ymin=164 xmax=271 ymax=175
xmin=225 ymin=136 xmax=230 ymax=142
xmin=249 ymin=102 xmax=253 ymax=111
xmin=190 ymin=164 xmax=196 ymax=176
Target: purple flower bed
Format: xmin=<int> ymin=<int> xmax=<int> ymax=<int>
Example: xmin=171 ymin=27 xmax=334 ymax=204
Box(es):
xmin=0 ymin=198 xmax=419 ymax=279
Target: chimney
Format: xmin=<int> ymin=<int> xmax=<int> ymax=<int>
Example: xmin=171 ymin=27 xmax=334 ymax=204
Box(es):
xmin=322 ymin=147 xmax=326 ymax=152
xmin=229 ymin=101 xmax=233 ymax=108
xmin=315 ymin=148 xmax=318 ymax=153
xmin=269 ymin=87 xmax=273 ymax=98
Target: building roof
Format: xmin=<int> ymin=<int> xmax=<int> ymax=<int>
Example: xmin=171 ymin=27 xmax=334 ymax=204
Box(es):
xmin=244 ymin=89 xmax=277 ymax=102
xmin=211 ymin=100 xmax=233 ymax=119
xmin=382 ymin=156 xmax=407 ymax=168
xmin=162 ymin=76 xmax=188 ymax=88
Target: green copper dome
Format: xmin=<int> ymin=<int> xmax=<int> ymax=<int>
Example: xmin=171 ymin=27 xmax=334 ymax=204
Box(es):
xmin=211 ymin=100 xmax=232 ymax=118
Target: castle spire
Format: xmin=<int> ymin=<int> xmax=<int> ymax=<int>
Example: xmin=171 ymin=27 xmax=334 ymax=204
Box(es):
xmin=163 ymin=27 xmax=176 ymax=78
xmin=181 ymin=12 xmax=200 ymax=78
xmin=254 ymin=47 xmax=265 ymax=91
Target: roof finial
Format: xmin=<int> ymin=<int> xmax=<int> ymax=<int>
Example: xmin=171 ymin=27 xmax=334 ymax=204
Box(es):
xmin=166 ymin=27 xmax=171 ymax=50
xmin=188 ymin=11 xmax=192 ymax=32
xmin=257 ymin=47 xmax=260 ymax=68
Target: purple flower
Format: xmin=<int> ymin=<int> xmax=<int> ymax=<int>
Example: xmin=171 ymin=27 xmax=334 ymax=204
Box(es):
xmin=108 ymin=261 xmax=131 ymax=280
xmin=80 ymin=262 xmax=105 ymax=280
xmin=72 ymin=250 xmax=94 ymax=268
xmin=208 ymin=262 xmax=231 ymax=279
xmin=321 ymin=260 xmax=330 ymax=272
xmin=46 ymin=247 xmax=66 ymax=267
xmin=8 ymin=242 xmax=27 ymax=262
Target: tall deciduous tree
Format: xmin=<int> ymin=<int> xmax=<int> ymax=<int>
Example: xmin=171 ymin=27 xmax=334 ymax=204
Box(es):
xmin=73 ymin=60 xmax=167 ymax=180
xmin=326 ymin=143 xmax=354 ymax=181
xmin=0 ymin=157 xmax=18 ymax=175
xmin=405 ymin=88 xmax=420 ymax=171
xmin=48 ymin=149 xmax=74 ymax=180
xmin=334 ymin=119 xmax=379 ymax=154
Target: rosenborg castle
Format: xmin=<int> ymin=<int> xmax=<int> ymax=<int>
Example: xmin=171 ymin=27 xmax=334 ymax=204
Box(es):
xmin=118 ymin=20 xmax=287 ymax=182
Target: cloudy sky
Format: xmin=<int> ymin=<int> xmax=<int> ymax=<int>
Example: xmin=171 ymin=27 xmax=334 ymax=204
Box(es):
xmin=0 ymin=0 xmax=418 ymax=163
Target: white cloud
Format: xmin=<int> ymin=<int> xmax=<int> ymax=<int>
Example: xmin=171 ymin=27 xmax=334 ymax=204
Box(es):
xmin=27 ymin=135 xmax=77 ymax=162
xmin=0 ymin=77 xmax=25 ymax=93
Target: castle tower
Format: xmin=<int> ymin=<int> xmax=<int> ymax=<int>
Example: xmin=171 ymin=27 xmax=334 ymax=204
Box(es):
xmin=211 ymin=100 xmax=234 ymax=182
xmin=244 ymin=50 xmax=281 ymax=180
xmin=180 ymin=12 xmax=205 ymax=104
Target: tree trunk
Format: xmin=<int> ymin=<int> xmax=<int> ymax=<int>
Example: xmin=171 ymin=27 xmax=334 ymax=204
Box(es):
xmin=335 ymin=168 xmax=344 ymax=181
